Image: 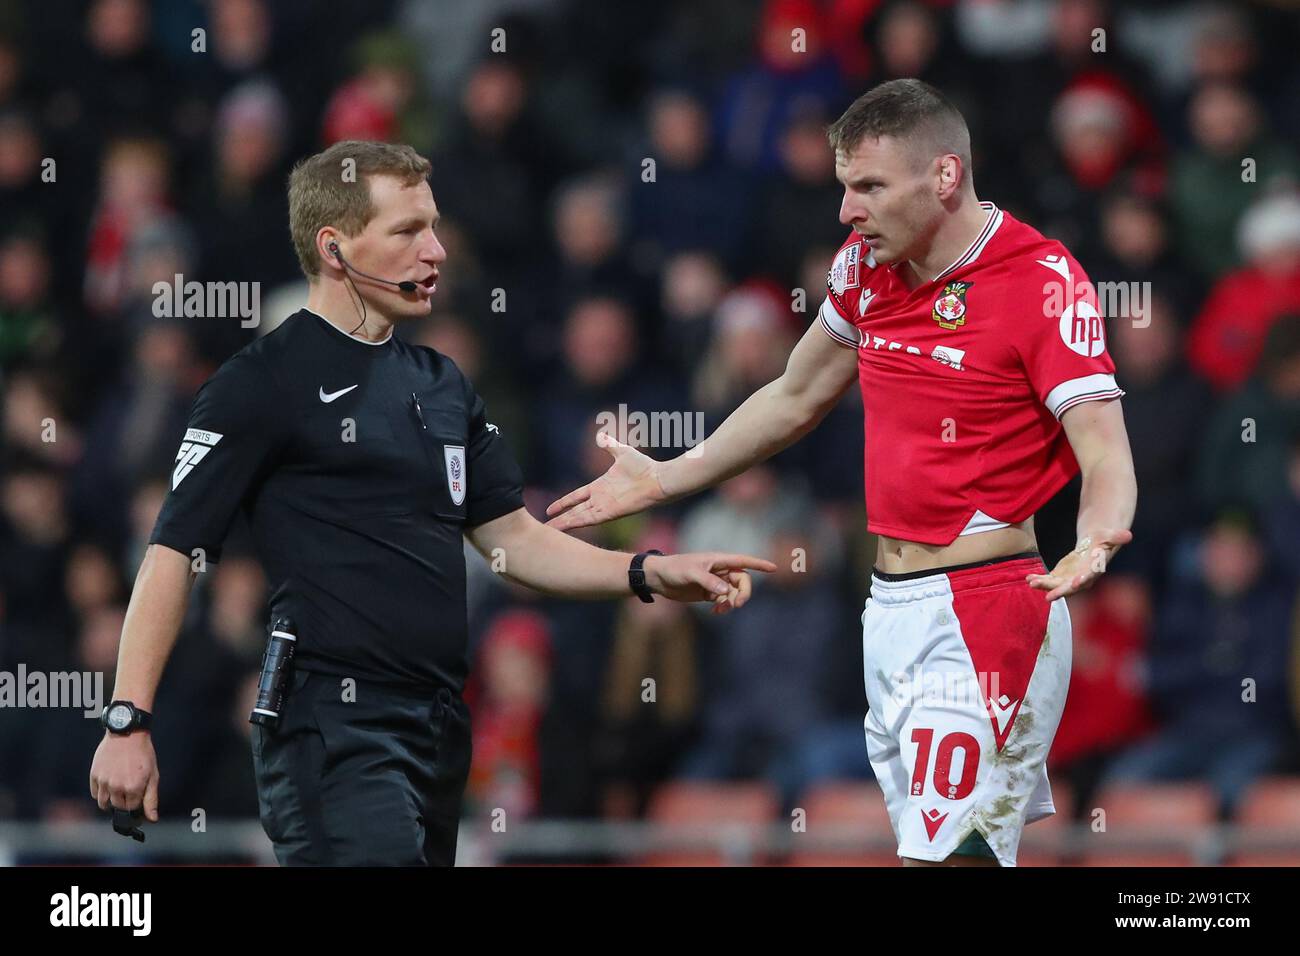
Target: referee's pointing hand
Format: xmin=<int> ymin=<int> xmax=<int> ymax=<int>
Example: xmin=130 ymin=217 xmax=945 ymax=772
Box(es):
xmin=641 ymin=552 xmax=778 ymax=613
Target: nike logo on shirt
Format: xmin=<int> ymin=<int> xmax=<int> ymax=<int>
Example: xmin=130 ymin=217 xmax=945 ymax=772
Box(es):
xmin=319 ymin=385 xmax=359 ymax=403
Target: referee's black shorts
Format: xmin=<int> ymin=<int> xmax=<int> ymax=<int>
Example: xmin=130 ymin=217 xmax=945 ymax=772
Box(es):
xmin=252 ymin=668 xmax=472 ymax=866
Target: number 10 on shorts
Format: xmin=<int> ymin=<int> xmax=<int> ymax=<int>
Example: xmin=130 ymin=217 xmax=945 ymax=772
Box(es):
xmin=911 ymin=728 xmax=980 ymax=800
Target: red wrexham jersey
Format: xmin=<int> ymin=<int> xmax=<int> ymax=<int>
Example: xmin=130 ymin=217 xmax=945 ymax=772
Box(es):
xmin=819 ymin=202 xmax=1124 ymax=545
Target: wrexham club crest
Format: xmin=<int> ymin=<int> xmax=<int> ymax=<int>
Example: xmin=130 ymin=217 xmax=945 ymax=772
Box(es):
xmin=932 ymin=281 xmax=973 ymax=330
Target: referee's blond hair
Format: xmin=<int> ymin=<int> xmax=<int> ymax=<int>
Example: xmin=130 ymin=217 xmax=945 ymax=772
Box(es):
xmin=288 ymin=140 xmax=431 ymax=280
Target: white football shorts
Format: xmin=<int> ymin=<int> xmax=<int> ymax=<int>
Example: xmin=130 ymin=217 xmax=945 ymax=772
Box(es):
xmin=861 ymin=552 xmax=1072 ymax=866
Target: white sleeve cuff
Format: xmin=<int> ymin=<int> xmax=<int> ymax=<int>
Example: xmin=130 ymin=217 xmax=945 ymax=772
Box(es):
xmin=818 ymin=297 xmax=860 ymax=349
xmin=1045 ymin=373 xmax=1126 ymax=419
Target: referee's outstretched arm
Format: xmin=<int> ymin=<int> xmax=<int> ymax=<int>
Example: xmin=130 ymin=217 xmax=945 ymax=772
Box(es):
xmin=468 ymin=506 xmax=777 ymax=610
xmin=87 ymin=522 xmax=777 ymax=825
xmin=89 ymin=543 xmax=197 ymax=823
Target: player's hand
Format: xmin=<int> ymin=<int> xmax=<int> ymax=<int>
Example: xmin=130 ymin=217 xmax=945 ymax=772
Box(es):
xmin=545 ymin=432 xmax=668 ymax=531
xmin=1026 ymin=528 xmax=1133 ymax=601
xmin=643 ymin=552 xmax=778 ymax=613
xmin=90 ymin=731 xmax=160 ymax=823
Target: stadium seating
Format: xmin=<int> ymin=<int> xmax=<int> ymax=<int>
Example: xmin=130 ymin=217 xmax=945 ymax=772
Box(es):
xmin=643 ymin=782 xmax=780 ymax=866
xmin=1081 ymin=783 xmax=1218 ymax=866
xmin=787 ymin=782 xmax=899 ymax=866
xmin=1225 ymin=777 xmax=1300 ymax=866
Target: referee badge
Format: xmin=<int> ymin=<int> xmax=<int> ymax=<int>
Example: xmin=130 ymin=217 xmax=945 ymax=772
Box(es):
xmin=444 ymin=445 xmax=466 ymax=506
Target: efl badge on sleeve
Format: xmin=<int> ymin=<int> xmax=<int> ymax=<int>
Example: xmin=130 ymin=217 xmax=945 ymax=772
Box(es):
xmin=932 ymin=281 xmax=973 ymax=330
xmin=444 ymin=444 xmax=466 ymax=506
xmin=827 ymin=243 xmax=861 ymax=296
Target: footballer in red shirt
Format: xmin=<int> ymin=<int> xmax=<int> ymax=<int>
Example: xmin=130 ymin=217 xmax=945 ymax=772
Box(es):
xmin=547 ymin=79 xmax=1137 ymax=866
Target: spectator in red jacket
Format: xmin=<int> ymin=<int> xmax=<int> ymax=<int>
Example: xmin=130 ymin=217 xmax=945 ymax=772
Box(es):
xmin=1188 ymin=192 xmax=1300 ymax=393
xmin=464 ymin=610 xmax=552 ymax=822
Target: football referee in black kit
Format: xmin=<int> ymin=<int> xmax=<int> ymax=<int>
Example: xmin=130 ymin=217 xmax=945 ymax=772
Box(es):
xmin=90 ymin=140 xmax=776 ymax=866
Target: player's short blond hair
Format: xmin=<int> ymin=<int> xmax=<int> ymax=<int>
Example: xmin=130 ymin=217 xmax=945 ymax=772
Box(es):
xmin=287 ymin=140 xmax=432 ymax=280
xmin=827 ymin=79 xmax=971 ymax=174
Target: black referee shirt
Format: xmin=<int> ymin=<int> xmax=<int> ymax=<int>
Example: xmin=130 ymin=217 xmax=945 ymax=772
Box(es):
xmin=149 ymin=309 xmax=525 ymax=691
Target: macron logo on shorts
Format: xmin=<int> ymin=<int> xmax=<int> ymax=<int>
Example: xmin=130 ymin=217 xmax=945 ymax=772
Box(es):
xmin=987 ymin=694 xmax=1024 ymax=751
xmin=922 ymin=808 xmax=949 ymax=841
xmin=172 ymin=428 xmax=223 ymax=489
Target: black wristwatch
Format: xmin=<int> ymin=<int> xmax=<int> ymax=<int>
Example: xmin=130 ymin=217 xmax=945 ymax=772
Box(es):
xmin=629 ymin=550 xmax=664 ymax=603
xmin=101 ymin=700 xmax=153 ymax=735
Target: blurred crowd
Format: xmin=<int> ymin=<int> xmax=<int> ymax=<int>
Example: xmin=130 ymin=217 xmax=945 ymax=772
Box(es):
xmin=2 ymin=0 xmax=1300 ymax=851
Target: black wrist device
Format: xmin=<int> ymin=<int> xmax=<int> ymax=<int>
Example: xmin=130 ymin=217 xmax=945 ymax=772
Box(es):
xmin=101 ymin=700 xmax=153 ymax=735
xmin=629 ymin=550 xmax=664 ymax=603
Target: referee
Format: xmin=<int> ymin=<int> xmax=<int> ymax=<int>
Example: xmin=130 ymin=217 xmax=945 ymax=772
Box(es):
xmin=89 ymin=141 xmax=775 ymax=865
